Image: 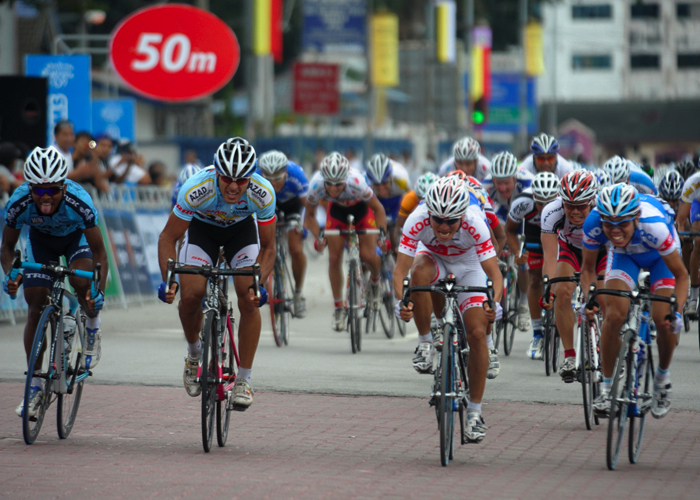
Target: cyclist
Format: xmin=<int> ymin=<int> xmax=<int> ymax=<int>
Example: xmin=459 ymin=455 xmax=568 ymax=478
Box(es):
xmin=602 ymin=155 xmax=657 ymax=195
xmin=540 ymin=170 xmax=606 ymax=382
xmin=304 ymin=152 xmax=388 ymax=331
xmin=257 ymin=150 xmax=310 ymax=317
xmin=482 ymin=152 xmax=535 ymax=330
xmin=438 ymin=136 xmax=491 ymax=181
xmin=596 ymin=169 xmax=612 ymax=189
xmin=504 ymin=171 xmax=560 ymax=359
xmin=519 ymin=133 xmax=573 ymax=179
xmin=394 ymin=175 xmax=503 ymax=443
xmin=1 ymin=146 xmax=108 ymax=417
xmin=581 ymin=185 xmax=688 ymax=419
xmin=364 ymin=153 xmax=410 ymax=251
xmin=675 ymin=167 xmax=700 ymax=315
xmin=171 ymin=163 xmax=202 ymax=207
xmin=675 ymin=160 xmax=698 ymax=182
xmin=157 ymin=137 xmax=275 ymax=411
xmin=396 ymin=172 xmax=439 ymax=234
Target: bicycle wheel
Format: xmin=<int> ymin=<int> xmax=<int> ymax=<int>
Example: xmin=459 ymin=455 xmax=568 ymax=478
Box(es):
xmin=607 ymin=330 xmax=634 ymax=470
xmin=57 ymin=309 xmax=86 ymax=439
xmin=348 ymin=260 xmax=361 ymax=353
xmin=629 ymin=343 xmax=654 ymax=464
xmin=503 ymin=285 xmax=518 ymax=356
xmin=378 ymin=255 xmax=396 ymax=339
xmin=200 ymin=311 xmax=217 ymax=453
xmin=269 ymin=261 xmax=290 ymax=348
xmin=267 ymin=273 xmax=282 ymax=347
xmin=22 ymin=305 xmax=56 ymax=445
xmin=580 ymin=319 xmax=594 ymax=431
xmin=552 ymin=327 xmax=561 ymax=374
xmin=282 ymin=260 xmax=294 ymax=345
xmin=544 ymin=309 xmax=554 ymax=376
xmin=438 ymin=325 xmax=455 ymax=467
xmin=217 ymin=316 xmax=235 ymax=447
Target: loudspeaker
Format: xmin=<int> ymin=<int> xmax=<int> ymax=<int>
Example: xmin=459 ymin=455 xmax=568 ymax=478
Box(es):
xmin=0 ymin=76 xmax=48 ymax=151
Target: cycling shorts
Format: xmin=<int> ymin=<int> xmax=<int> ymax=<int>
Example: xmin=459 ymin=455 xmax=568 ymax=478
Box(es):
xmin=179 ymin=216 xmax=259 ymax=268
xmin=277 ymin=196 xmax=305 ymax=232
xmin=557 ymin=239 xmax=607 ymax=275
xmin=378 ymin=195 xmax=403 ymax=225
xmin=691 ymin=200 xmax=700 ymax=224
xmin=415 ymin=246 xmax=488 ymax=314
xmin=24 ymin=228 xmax=92 ymax=289
xmin=605 ymin=249 xmax=675 ymax=293
xmin=326 ymin=201 xmax=376 ymax=230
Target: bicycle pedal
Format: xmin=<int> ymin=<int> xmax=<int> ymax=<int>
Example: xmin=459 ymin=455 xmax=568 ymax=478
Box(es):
xmin=229 ymin=403 xmax=249 ymax=412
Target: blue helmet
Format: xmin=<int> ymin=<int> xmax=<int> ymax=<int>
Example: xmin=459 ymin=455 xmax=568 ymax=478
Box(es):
xmin=530 ymin=133 xmax=560 ymax=155
xmin=179 ymin=163 xmax=202 ymax=184
xmin=597 ymin=184 xmax=640 ymax=218
xmin=365 ymin=154 xmax=392 ymax=184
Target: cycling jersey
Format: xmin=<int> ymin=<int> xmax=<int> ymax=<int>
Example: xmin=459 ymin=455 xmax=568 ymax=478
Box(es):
xmin=173 ymin=167 xmax=276 ymax=227
xmin=519 ymin=154 xmax=573 ymax=179
xmin=5 ymin=180 xmax=98 ymax=236
xmin=437 ymin=154 xmax=492 ymax=181
xmin=398 ymin=190 xmax=421 ymax=218
xmin=508 ymin=190 xmax=542 ymax=228
xmin=257 ymin=161 xmax=309 ymax=204
xmin=629 ymin=170 xmax=657 ymax=196
xmin=306 ymin=169 xmax=374 ymax=207
xmin=367 ymin=161 xmax=410 ymax=225
xmin=171 ymin=180 xmax=183 ymax=206
xmin=680 ymin=171 xmax=700 ymax=203
xmin=541 ymin=198 xmax=586 ymax=248
xmin=481 ymin=169 xmax=535 ymax=223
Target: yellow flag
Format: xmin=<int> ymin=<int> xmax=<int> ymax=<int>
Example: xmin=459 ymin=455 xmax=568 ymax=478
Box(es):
xmin=371 ymin=13 xmax=399 ymax=87
xmin=254 ymin=0 xmax=271 ymax=56
xmin=525 ymin=22 xmax=545 ymax=76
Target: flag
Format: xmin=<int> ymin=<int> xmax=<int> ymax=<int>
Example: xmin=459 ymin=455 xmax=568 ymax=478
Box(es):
xmin=435 ymin=0 xmax=456 ymax=63
xmin=254 ymin=0 xmax=283 ymax=62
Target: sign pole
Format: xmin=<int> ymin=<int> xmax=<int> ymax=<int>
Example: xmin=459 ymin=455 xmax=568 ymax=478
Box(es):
xmin=518 ymin=0 xmax=529 ymax=155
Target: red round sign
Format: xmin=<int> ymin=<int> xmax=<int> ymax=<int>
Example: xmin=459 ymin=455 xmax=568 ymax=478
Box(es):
xmin=110 ymin=4 xmax=240 ymax=102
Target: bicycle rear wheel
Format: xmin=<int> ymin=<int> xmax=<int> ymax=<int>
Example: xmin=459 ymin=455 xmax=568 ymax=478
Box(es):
xmin=552 ymin=327 xmax=561 ymax=374
xmin=200 ymin=311 xmax=217 ymax=453
xmin=217 ymin=315 xmax=235 ymax=447
xmin=503 ymin=285 xmax=518 ymax=356
xmin=580 ymin=319 xmax=594 ymax=431
xmin=22 ymin=305 xmax=56 ymax=445
xmin=378 ymin=255 xmax=396 ymax=338
xmin=57 ymin=309 xmax=86 ymax=439
xmin=629 ymin=343 xmax=654 ymax=464
xmin=438 ymin=325 xmax=455 ymax=466
xmin=348 ymin=260 xmax=361 ymax=353
xmin=269 ymin=261 xmax=291 ymax=347
xmin=607 ymin=330 xmax=634 ymax=470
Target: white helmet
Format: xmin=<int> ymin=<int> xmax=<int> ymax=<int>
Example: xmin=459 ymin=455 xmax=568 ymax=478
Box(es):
xmin=365 ymin=153 xmax=392 ymax=184
xmin=179 ymin=163 xmax=202 ymax=184
xmin=597 ymin=184 xmax=640 ymax=218
xmin=24 ymin=146 xmax=67 ymax=185
xmin=453 ymin=137 xmax=480 ymax=161
xmin=602 ymin=155 xmax=630 ymax=184
xmin=531 ymin=172 xmax=560 ymax=203
xmin=320 ymin=152 xmax=349 ymax=182
xmin=258 ymin=150 xmax=288 ymax=177
xmin=214 ymin=137 xmax=257 ymax=178
xmin=596 ymin=169 xmax=612 ymax=189
xmin=414 ymin=172 xmax=438 ymax=199
xmin=424 ymin=176 xmax=470 ymax=219
xmin=490 ymin=151 xmax=518 ymax=179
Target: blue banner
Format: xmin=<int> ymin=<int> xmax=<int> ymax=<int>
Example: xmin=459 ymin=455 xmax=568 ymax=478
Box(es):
xmin=25 ymin=54 xmax=92 ymax=146
xmin=303 ymin=0 xmax=366 ymax=53
xmin=92 ymin=98 xmax=135 ymax=141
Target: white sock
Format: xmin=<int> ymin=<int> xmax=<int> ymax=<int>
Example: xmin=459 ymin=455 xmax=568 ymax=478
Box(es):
xmin=467 ymin=402 xmax=482 ymax=414
xmin=86 ymin=316 xmax=101 ymax=330
xmin=419 ymin=333 xmax=433 ymax=343
xmin=32 ymin=377 xmax=42 ymax=388
xmin=486 ymin=333 xmax=494 ymax=349
xmin=187 ymin=339 xmax=202 ymax=358
xmin=237 ymin=367 xmax=252 ymax=383
xmin=692 ymin=287 xmax=699 ymax=301
xmin=518 ymin=294 xmax=528 ymax=307
xmin=655 ymin=367 xmax=670 ymax=386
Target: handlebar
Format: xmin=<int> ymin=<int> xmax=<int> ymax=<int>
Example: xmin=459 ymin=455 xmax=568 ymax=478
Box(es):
xmin=401 ymin=274 xmax=494 ymax=313
xmin=586 ymin=283 xmax=678 ymax=322
xmin=166 ymin=259 xmax=261 ymax=297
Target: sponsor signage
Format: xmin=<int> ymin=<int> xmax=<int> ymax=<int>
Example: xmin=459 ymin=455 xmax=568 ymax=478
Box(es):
xmin=293 ymin=62 xmax=340 ymax=115
xmin=92 ymin=98 xmax=135 ymax=141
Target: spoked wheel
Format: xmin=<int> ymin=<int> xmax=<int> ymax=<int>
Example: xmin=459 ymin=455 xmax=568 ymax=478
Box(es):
xmin=217 ymin=317 xmax=236 ymax=447
xmin=200 ymin=311 xmax=218 ymax=453
xmin=348 ymin=260 xmax=362 ymax=353
xmin=629 ymin=346 xmax=654 ymax=464
xmin=57 ymin=311 xmax=86 ymax=439
xmin=438 ymin=325 xmax=455 ymax=467
xmin=378 ymin=275 xmax=395 ymax=339
xmin=503 ymin=285 xmax=518 ymax=356
xmin=552 ymin=328 xmax=561 ymax=374
xmin=607 ymin=331 xmax=633 ymax=470
xmin=580 ymin=320 xmax=594 ymax=431
xmin=544 ymin=309 xmax=554 ymax=376
xmin=268 ymin=264 xmax=291 ymax=348
xmin=23 ymin=305 xmax=56 ymax=445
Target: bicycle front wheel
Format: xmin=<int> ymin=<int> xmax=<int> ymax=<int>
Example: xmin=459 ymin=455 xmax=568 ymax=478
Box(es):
xmin=57 ymin=310 xmax=86 ymax=439
xmin=438 ymin=326 xmax=455 ymax=466
xmin=348 ymin=260 xmax=362 ymax=353
xmin=200 ymin=311 xmax=217 ymax=453
xmin=23 ymin=305 xmax=56 ymax=445
xmin=544 ymin=309 xmax=554 ymax=376
xmin=378 ymin=255 xmax=395 ymax=339
xmin=217 ymin=314 xmax=236 ymax=447
xmin=629 ymin=341 xmax=654 ymax=464
xmin=580 ymin=319 xmax=593 ymax=430
xmin=503 ymin=285 xmax=518 ymax=355
xmin=607 ymin=330 xmax=634 ymax=470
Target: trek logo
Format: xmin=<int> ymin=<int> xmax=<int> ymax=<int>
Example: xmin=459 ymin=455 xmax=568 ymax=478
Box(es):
xmin=31 ymin=217 xmax=45 ymax=224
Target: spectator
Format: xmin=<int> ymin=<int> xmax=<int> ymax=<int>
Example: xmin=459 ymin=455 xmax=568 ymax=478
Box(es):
xmin=0 ymin=141 xmax=25 ymax=197
xmin=148 ymin=160 xmax=170 ymax=186
xmin=109 ymin=140 xmax=152 ymax=186
xmin=93 ymin=133 xmax=114 ymax=175
xmin=53 ymin=120 xmax=75 ymax=171
xmin=68 ymin=131 xmax=109 ymax=193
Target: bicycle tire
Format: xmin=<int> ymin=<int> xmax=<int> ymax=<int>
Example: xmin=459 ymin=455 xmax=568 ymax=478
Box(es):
xmin=200 ymin=311 xmax=217 ymax=453
xmin=348 ymin=260 xmax=360 ymax=353
xmin=503 ymin=286 xmax=518 ymax=355
xmin=607 ymin=330 xmax=634 ymax=470
xmin=580 ymin=319 xmax=594 ymax=431
xmin=439 ymin=324 xmax=454 ymax=467
xmin=552 ymin=327 xmax=561 ymax=374
xmin=22 ymin=305 xmax=56 ymax=445
xmin=378 ymin=254 xmax=396 ymax=338
xmin=57 ymin=309 xmax=86 ymax=439
xmin=544 ymin=308 xmax=553 ymax=376
xmin=267 ymin=273 xmax=283 ymax=348
xmin=217 ymin=314 xmax=235 ymax=447
xmin=629 ymin=341 xmax=654 ymax=464
xmin=282 ymin=260 xmax=294 ymax=345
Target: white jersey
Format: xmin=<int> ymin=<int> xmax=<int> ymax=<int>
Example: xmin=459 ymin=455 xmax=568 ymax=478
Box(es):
xmin=681 ymin=171 xmax=700 ymax=203
xmin=481 ymin=168 xmax=535 ymax=223
xmin=520 ymin=154 xmax=573 ymax=180
xmin=540 ymin=198 xmax=585 ymax=248
xmin=508 ymin=189 xmax=542 ymax=227
xmin=306 ymin=168 xmax=374 ymax=207
xmin=399 ymin=204 xmax=496 ymax=269
xmin=438 ymin=154 xmax=491 ymax=181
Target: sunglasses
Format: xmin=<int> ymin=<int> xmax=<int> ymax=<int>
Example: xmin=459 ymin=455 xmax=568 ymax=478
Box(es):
xmin=219 ymin=175 xmax=250 ymax=186
xmin=31 ymin=186 xmax=63 ymax=197
xmin=324 ymin=180 xmax=345 ymax=187
xmin=264 ymin=173 xmax=286 ymax=182
xmin=536 ymin=154 xmax=557 ymax=162
xmin=431 ymin=215 xmax=461 ymax=226
xmin=601 ymin=217 xmax=635 ymax=229
xmin=563 ymin=202 xmax=591 ymax=211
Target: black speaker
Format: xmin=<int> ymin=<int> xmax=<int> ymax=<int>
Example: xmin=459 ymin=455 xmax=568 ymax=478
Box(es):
xmin=0 ymin=76 xmax=48 ymax=151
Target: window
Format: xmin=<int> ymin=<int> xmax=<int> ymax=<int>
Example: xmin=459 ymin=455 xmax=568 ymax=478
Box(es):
xmin=631 ymin=3 xmax=659 ymax=18
xmin=677 ymin=3 xmax=700 ymax=19
xmin=630 ymin=54 xmax=660 ymax=69
xmin=572 ymin=5 xmax=612 ymax=19
xmin=678 ymin=53 xmax=700 ymax=68
xmin=572 ymin=54 xmax=612 ymax=69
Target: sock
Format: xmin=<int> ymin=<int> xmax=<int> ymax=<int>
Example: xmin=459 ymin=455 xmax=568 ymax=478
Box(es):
xmin=334 ymin=300 xmax=343 ymax=309
xmin=564 ymin=349 xmax=576 ymax=359
xmin=187 ymin=339 xmax=202 ymax=358
xmin=295 ymin=288 xmax=303 ymax=296
xmin=419 ymin=332 xmax=433 ymax=343
xmin=603 ymin=377 xmax=613 ymax=393
xmin=692 ymin=286 xmax=700 ymax=302
xmin=466 ymin=402 xmax=482 ymax=414
xmin=532 ymin=318 xmax=543 ymax=339
xmin=518 ymin=293 xmax=528 ymax=307
xmin=237 ymin=367 xmax=252 ymax=383
xmin=655 ymin=367 xmax=670 ymax=386
xmin=370 ymin=275 xmax=380 ymax=283
xmin=32 ymin=377 xmax=42 ymax=388
xmin=86 ymin=316 xmax=101 ymax=330
xmin=486 ymin=333 xmax=494 ymax=349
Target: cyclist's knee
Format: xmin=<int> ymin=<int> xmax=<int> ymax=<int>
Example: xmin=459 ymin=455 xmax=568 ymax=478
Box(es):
xmin=410 ymin=264 xmax=434 ymax=285
xmin=328 ymin=252 xmax=342 ymax=268
xmin=179 ymin=289 xmax=204 ymax=313
xmin=603 ymin=305 xmax=626 ymax=329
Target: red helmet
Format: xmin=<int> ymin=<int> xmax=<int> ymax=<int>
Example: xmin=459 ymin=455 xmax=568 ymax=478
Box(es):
xmin=447 ymin=170 xmax=468 ymax=182
xmin=559 ymin=170 xmax=598 ymax=204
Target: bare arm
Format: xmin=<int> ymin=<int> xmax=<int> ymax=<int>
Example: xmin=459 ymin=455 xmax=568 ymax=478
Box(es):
xmin=676 ymin=201 xmax=691 ymax=228
xmin=367 ymin=195 xmax=388 ymax=234
xmin=83 ymin=226 xmax=109 ymax=293
xmin=480 ymin=255 xmax=503 ymax=304
xmin=491 ymin=221 xmax=506 ymax=256
xmin=158 ymin=213 xmax=190 ymax=280
xmin=580 ymin=246 xmax=600 ymax=302
xmin=393 ymin=251 xmax=414 ymax=300
xmin=541 ymin=232 xmax=559 ymax=281
xmin=663 ymin=249 xmax=689 ymax=313
xmin=304 ymin=202 xmax=321 ymax=239
xmin=504 ymin=217 xmax=524 ymax=263
xmin=0 ymin=226 xmax=21 ymax=274
xmin=256 ymin=222 xmax=276 ymax=283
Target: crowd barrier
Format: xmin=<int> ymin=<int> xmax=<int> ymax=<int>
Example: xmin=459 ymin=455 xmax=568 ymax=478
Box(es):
xmin=0 ymin=186 xmax=172 ymax=324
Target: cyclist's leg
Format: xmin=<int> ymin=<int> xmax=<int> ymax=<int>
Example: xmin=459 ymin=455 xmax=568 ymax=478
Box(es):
xmin=326 ymin=235 xmax=345 ymax=302
xmin=553 ymin=240 xmax=582 ymax=357
xmin=688 ymin=204 xmax=700 ymax=310
xmin=409 ymin=251 xmax=439 ymax=373
xmin=462 ymin=304 xmax=489 ymax=405
xmin=287 ymin=228 xmax=306 ymax=290
xmin=356 ymin=208 xmax=381 ymax=278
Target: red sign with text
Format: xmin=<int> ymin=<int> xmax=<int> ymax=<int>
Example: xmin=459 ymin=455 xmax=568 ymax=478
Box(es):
xmin=110 ymin=4 xmax=240 ymax=102
xmin=293 ymin=63 xmax=340 ymax=115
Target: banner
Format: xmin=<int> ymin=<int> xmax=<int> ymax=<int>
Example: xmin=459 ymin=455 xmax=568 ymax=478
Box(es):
xmin=92 ymin=98 xmax=135 ymax=141
xmin=303 ymin=0 xmax=366 ymax=53
xmin=525 ymin=22 xmax=545 ymax=76
xmin=371 ymin=13 xmax=399 ymax=87
xmin=435 ymin=0 xmax=456 ymax=63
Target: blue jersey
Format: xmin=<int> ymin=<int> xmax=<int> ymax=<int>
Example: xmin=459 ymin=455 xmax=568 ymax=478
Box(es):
xmin=173 ymin=167 xmax=276 ymax=227
xmin=171 ymin=180 xmax=183 ymax=206
xmin=4 ymin=180 xmax=98 ymax=237
xmin=629 ymin=170 xmax=657 ymax=196
xmin=481 ymin=169 xmax=535 ymax=223
xmin=256 ymin=161 xmax=309 ymax=204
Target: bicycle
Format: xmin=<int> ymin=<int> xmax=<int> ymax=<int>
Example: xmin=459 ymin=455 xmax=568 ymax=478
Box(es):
xmin=677 ymin=231 xmax=700 ymax=340
xmin=365 ymin=249 xmax=403 ymax=339
xmin=541 ymin=275 xmax=562 ymax=377
xmin=166 ymin=259 xmax=257 ymax=453
xmin=402 ymin=274 xmax=494 ymax=467
xmin=494 ymin=249 xmax=518 ymax=356
xmin=587 ymin=280 xmax=676 ymax=470
xmin=268 ymin=212 xmax=301 ymax=347
xmin=9 ymin=250 xmax=101 ymax=445
xmin=321 ymin=215 xmax=380 ymax=354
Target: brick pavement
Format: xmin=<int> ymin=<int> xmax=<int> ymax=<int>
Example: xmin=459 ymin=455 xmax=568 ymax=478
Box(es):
xmin=1 ymin=382 xmax=699 ymax=500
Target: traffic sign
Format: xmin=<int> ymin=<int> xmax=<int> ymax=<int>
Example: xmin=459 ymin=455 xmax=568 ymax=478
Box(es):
xmin=293 ymin=63 xmax=340 ymax=115
xmin=110 ymin=4 xmax=240 ymax=102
